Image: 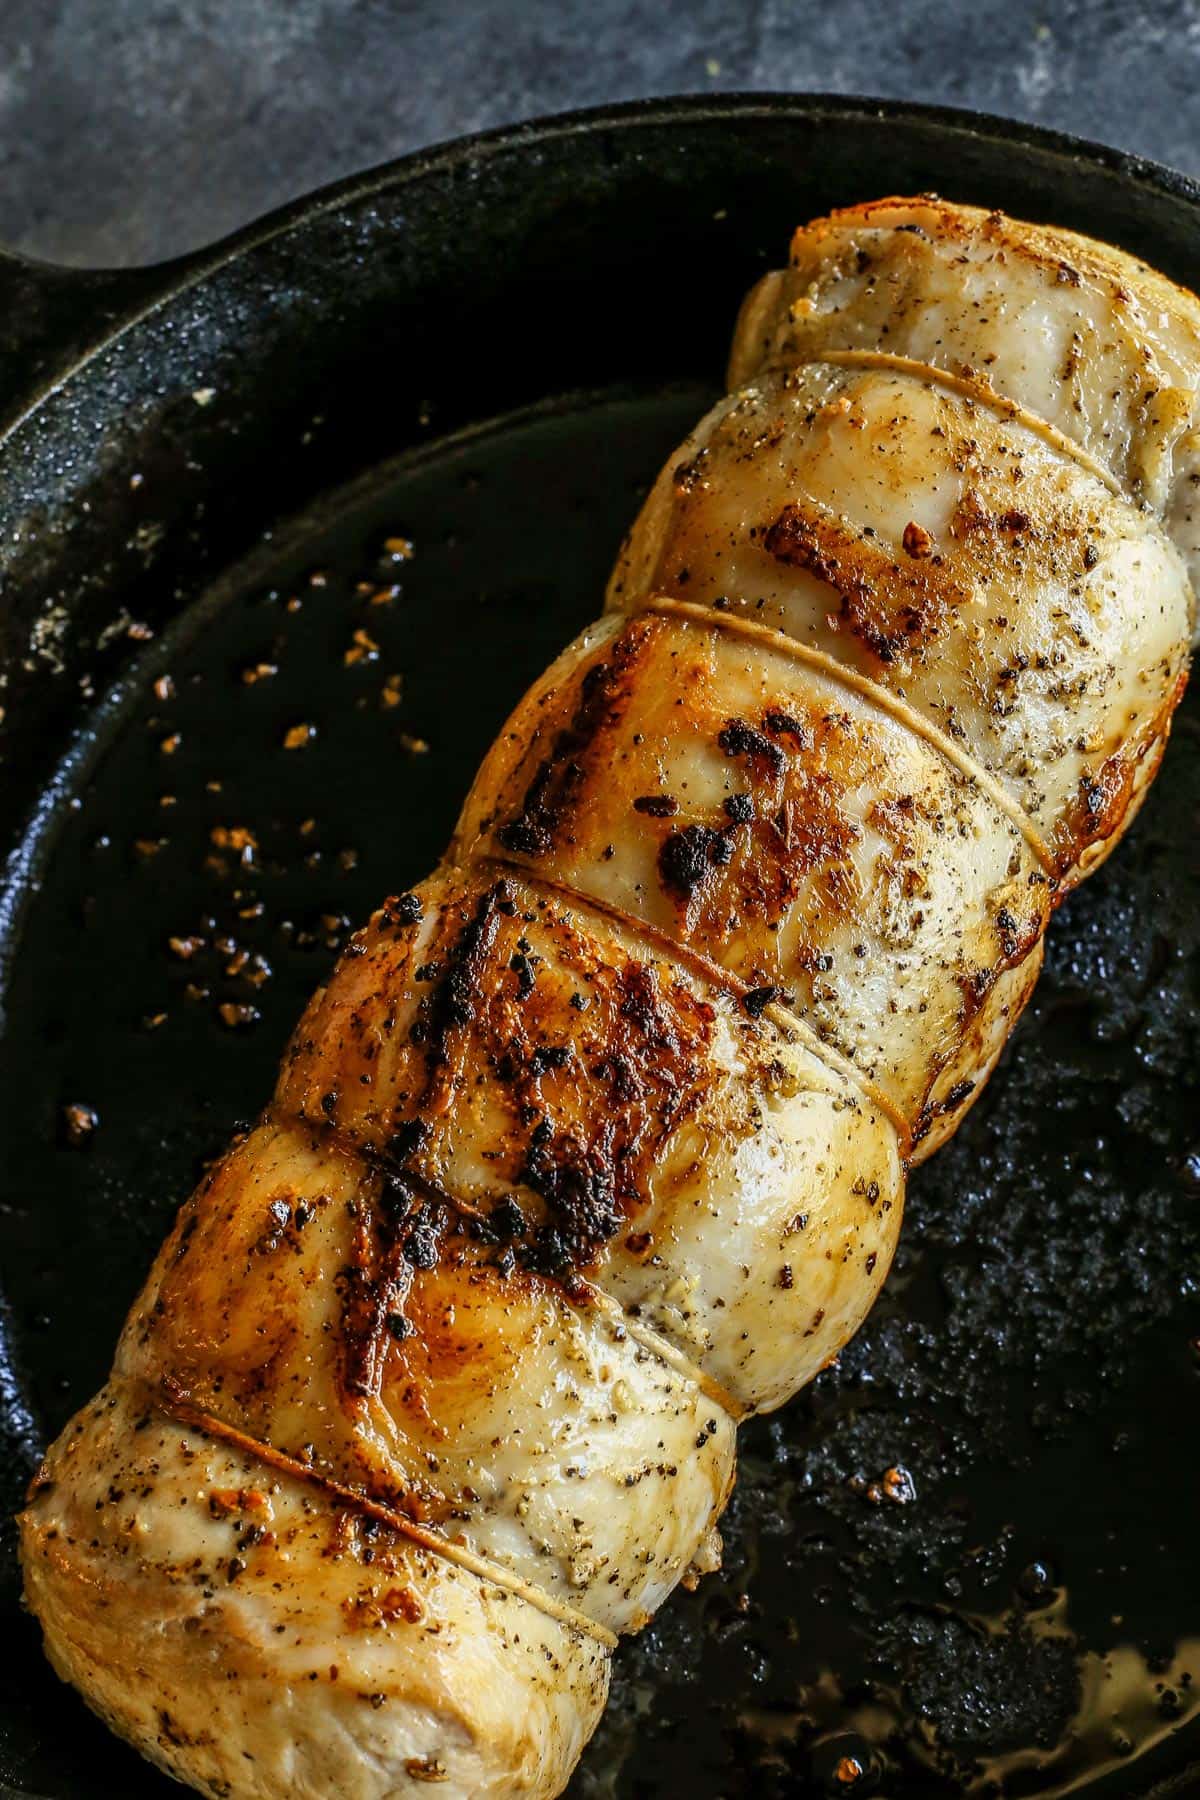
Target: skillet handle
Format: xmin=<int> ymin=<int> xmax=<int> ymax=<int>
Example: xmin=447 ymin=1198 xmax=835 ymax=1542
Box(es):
xmin=0 ymin=246 xmax=187 ymax=425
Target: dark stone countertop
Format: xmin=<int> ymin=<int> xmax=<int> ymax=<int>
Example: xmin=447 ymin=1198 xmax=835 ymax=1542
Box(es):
xmin=0 ymin=0 xmax=1198 ymax=269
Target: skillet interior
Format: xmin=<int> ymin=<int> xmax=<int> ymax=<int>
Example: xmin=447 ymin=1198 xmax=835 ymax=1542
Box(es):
xmin=0 ymin=95 xmax=1197 ymax=1797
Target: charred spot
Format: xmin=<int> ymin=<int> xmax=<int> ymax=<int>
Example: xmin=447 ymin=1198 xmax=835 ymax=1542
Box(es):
xmin=389 ymin=1117 xmax=430 ymax=1168
xmin=499 ymin=958 xmax=712 ymax=1273
xmin=864 ymin=627 xmax=898 ymax=664
xmin=378 ymin=1173 xmax=417 ymax=1223
xmin=743 ymin=984 xmax=784 ymax=1019
xmin=495 ymin=626 xmax=649 ymax=857
xmin=718 ymin=717 xmax=785 ymax=773
xmin=509 ymin=950 xmax=536 ymax=999
xmin=468 ymin=1195 xmax=532 ymax=1258
xmin=440 ymin=898 xmax=503 ymax=1027
xmin=524 ymin=1225 xmax=575 ymax=1277
xmin=764 ymin=710 xmax=813 ymax=748
xmin=592 ymin=1050 xmax=641 ymax=1106
xmin=402 ymin=1217 xmax=440 ymax=1271
xmin=492 ymin=1196 xmax=527 ymax=1242
xmin=633 ymin=794 xmax=679 ymax=817
xmin=329 ymin=879 xmax=723 ymax=1295
xmin=518 ymin=1122 xmax=629 ymax=1270
xmin=496 ymin=817 xmax=552 ymax=857
xmin=380 ymin=891 xmax=423 ymax=929
xmin=659 ymin=823 xmax=735 ymax=898
xmin=415 ymin=883 xmax=511 ymax=1074
xmin=724 ymin=792 xmax=755 ymax=823
xmin=942 ymin=1078 xmax=975 ymax=1112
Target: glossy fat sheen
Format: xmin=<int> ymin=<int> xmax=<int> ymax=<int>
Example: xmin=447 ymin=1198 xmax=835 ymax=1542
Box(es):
xmin=608 ymin=367 xmax=1191 ymax=880
xmin=23 ymin=1383 xmax=610 ymax=1800
xmin=727 ymin=194 xmax=1200 ymax=602
xmin=19 ymin=198 xmax=1197 ymax=1800
xmin=456 ymin=612 xmax=1050 ymax=1141
xmin=118 ymin=1112 xmax=737 ymax=1634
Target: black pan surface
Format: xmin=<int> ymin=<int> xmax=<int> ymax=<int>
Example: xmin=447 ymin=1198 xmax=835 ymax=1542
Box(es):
xmin=0 ymin=95 xmax=1197 ymax=1799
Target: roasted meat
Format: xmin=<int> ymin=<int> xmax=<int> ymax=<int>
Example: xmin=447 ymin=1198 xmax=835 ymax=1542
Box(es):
xmin=20 ymin=199 xmax=1197 ymax=1799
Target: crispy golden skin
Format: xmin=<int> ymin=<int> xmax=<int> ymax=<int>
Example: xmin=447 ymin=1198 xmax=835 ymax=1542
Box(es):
xmin=20 ymin=199 xmax=1197 ymax=1799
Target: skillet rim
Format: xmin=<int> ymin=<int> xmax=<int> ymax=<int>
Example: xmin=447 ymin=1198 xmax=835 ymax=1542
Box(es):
xmin=0 ymin=87 xmax=1198 ymax=1800
xmin=0 ymin=87 xmax=1199 ymax=441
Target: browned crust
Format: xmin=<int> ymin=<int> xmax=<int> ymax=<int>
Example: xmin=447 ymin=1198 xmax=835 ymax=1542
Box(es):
xmin=643 ymin=597 xmax=1057 ymax=875
xmin=762 ymin=497 xmax=973 ymax=666
xmin=1050 ymin=661 xmax=1189 ymax=885
xmin=477 ymin=851 xmax=912 ymax=1149
xmin=277 ymin=873 xmax=741 ymax=1275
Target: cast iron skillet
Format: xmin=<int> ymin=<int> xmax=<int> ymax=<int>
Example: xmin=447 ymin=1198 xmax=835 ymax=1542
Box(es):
xmin=0 ymin=93 xmax=1198 ymax=1800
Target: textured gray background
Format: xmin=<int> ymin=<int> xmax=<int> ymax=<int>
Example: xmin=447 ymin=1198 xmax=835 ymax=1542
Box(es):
xmin=0 ymin=0 xmax=1197 ymax=268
